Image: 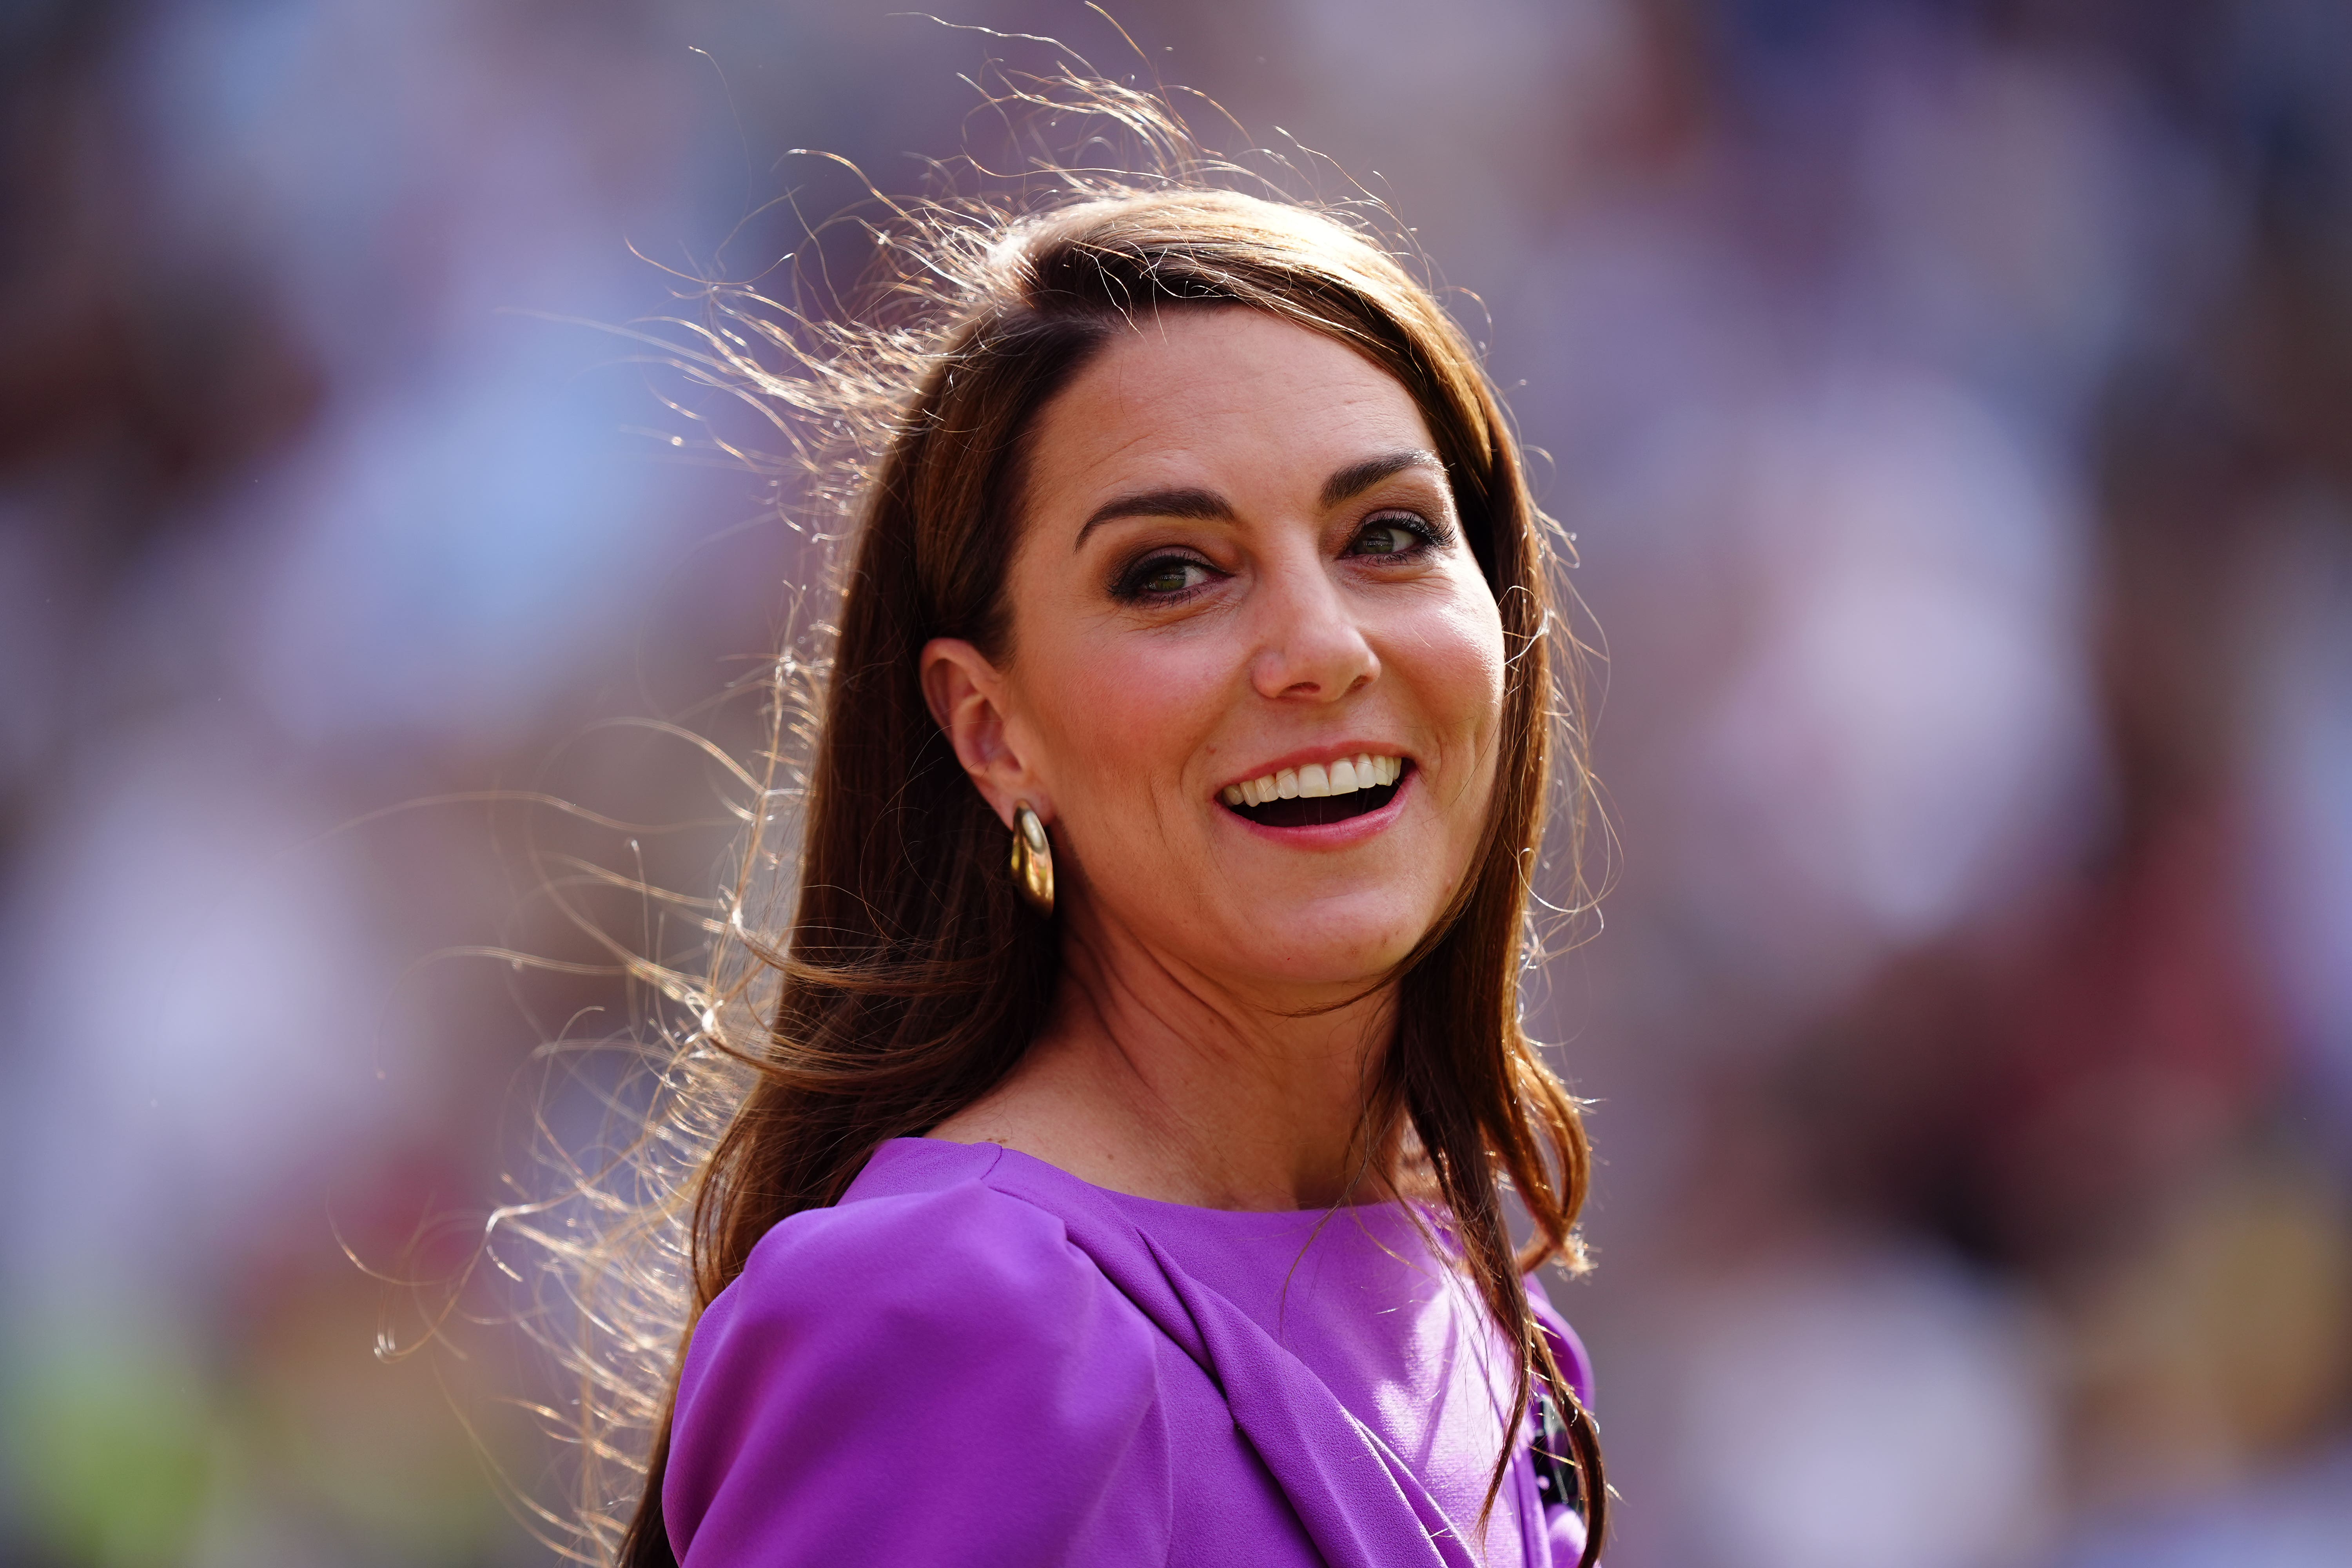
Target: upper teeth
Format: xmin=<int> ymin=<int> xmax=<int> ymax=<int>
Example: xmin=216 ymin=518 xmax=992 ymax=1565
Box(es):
xmin=1221 ymin=754 xmax=1404 ymax=807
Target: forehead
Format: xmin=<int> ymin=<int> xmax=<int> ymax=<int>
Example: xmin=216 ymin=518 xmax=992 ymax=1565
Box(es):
xmin=1024 ymin=308 xmax=1437 ymax=511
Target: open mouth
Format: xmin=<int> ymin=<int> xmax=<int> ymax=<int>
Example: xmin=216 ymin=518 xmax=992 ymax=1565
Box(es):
xmin=1220 ymin=756 xmax=1411 ymax=829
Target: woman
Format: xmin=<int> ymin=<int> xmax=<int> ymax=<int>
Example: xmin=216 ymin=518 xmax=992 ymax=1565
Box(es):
xmin=608 ymin=162 xmax=1606 ymax=1568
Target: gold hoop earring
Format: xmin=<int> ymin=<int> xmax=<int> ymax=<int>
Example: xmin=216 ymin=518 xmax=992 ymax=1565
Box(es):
xmin=1010 ymin=801 xmax=1054 ymax=916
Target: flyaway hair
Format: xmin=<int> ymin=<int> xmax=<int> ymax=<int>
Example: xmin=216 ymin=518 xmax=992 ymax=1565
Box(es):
xmin=487 ymin=52 xmax=1608 ymax=1568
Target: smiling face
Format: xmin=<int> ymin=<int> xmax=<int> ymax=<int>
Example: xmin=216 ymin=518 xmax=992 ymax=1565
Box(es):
xmin=924 ymin=307 xmax=1509 ymax=996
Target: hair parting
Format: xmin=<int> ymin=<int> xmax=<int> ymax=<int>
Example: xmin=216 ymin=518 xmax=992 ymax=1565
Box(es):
xmin=493 ymin=55 xmax=1606 ymax=1568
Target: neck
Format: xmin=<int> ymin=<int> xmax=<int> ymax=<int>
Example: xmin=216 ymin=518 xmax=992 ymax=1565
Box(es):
xmin=932 ymin=894 xmax=1403 ymax=1211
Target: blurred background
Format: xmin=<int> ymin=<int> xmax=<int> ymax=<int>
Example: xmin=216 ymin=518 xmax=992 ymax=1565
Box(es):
xmin=4 ymin=1 xmax=2349 ymax=1564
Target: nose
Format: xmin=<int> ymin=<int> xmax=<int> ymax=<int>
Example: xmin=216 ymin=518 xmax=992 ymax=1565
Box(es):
xmin=1247 ymin=552 xmax=1379 ymax=702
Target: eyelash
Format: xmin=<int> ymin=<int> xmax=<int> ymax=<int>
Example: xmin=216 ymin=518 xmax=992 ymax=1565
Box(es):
xmin=1349 ymin=510 xmax=1448 ymax=557
xmin=1110 ymin=512 xmax=1448 ymax=603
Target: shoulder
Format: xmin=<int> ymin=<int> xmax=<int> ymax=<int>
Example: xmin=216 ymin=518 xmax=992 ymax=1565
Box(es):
xmin=664 ymin=1141 xmax=1172 ymax=1565
xmin=685 ymin=1144 xmax=1146 ymax=1391
xmin=715 ymin=1140 xmax=1084 ymax=1328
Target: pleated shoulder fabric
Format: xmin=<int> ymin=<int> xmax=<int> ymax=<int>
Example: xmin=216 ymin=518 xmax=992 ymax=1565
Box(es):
xmin=664 ymin=1137 xmax=1593 ymax=1566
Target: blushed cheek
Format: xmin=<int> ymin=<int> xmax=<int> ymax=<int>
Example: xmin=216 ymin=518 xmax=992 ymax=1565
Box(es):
xmin=1031 ymin=635 xmax=1225 ymax=835
xmin=1409 ymin=590 xmax=1506 ymax=725
xmin=1422 ymin=601 xmax=1508 ymax=822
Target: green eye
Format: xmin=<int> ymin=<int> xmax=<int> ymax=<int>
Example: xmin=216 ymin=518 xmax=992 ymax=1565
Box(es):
xmin=1117 ymin=554 xmax=1216 ymax=600
xmin=1140 ymin=560 xmax=1199 ymax=593
xmin=1351 ymin=515 xmax=1432 ymax=557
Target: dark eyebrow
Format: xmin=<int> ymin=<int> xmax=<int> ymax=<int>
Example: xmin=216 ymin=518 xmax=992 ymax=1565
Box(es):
xmin=1071 ymin=449 xmax=1446 ymax=551
xmin=1321 ymin=448 xmax=1445 ymax=508
xmin=1074 ymin=486 xmax=1234 ymax=550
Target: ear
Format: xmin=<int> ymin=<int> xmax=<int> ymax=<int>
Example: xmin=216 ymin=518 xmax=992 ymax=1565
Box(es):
xmin=920 ymin=637 xmax=1051 ymax=827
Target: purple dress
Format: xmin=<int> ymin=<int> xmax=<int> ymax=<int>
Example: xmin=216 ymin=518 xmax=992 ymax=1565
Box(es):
xmin=664 ymin=1137 xmax=1592 ymax=1566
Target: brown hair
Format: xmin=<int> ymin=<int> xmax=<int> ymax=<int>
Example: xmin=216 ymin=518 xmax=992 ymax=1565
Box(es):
xmin=581 ymin=94 xmax=1604 ymax=1568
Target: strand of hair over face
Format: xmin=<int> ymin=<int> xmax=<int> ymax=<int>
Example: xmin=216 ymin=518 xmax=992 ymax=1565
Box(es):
xmin=459 ymin=40 xmax=1610 ymax=1568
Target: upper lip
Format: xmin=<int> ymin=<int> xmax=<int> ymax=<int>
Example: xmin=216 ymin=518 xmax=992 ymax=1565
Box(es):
xmin=1215 ymin=744 xmax=1412 ymax=795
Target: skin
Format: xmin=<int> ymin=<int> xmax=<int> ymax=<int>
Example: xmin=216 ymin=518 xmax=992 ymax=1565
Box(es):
xmin=922 ymin=308 xmax=1507 ymax=1211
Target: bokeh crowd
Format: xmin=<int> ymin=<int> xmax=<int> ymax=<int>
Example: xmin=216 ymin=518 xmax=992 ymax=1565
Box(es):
xmin=3 ymin=2 xmax=2348 ymax=1565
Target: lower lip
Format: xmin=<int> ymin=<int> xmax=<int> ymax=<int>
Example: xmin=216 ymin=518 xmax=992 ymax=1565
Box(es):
xmin=1218 ymin=768 xmax=1416 ymax=848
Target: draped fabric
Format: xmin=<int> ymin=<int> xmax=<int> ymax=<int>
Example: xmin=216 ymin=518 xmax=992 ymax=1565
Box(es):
xmin=666 ymin=1137 xmax=1592 ymax=1566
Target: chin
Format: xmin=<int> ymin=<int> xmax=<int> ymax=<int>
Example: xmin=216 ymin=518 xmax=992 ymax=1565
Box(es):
xmin=1216 ymin=898 xmax=1434 ymax=987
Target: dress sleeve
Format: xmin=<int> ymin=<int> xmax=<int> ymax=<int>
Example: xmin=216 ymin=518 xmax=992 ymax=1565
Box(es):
xmin=664 ymin=1179 xmax=1171 ymax=1567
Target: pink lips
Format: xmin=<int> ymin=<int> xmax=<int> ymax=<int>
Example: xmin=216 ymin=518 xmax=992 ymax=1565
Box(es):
xmin=1218 ymin=761 xmax=1415 ymax=848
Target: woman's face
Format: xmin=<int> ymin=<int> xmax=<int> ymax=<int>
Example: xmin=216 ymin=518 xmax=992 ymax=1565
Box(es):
xmin=927 ymin=307 xmax=1508 ymax=993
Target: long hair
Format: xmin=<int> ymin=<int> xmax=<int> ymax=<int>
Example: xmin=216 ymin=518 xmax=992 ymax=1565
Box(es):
xmin=561 ymin=80 xmax=1604 ymax=1568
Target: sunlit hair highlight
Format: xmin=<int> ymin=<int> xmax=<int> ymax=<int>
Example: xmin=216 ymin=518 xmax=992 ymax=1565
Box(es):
xmin=496 ymin=59 xmax=1606 ymax=1568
